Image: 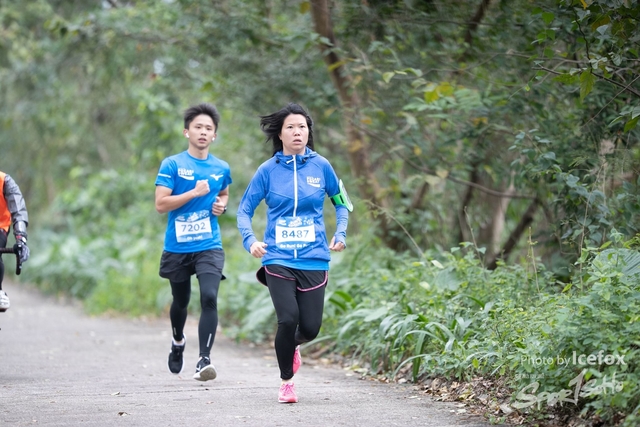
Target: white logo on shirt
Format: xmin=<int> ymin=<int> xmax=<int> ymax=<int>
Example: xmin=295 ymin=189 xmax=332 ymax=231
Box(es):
xmin=307 ymin=176 xmax=321 ymax=188
xmin=210 ymin=174 xmax=223 ymax=181
xmin=178 ymin=168 xmax=195 ymax=180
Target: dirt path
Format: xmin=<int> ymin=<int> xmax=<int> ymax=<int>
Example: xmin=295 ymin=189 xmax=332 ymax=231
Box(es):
xmin=0 ymin=283 xmax=493 ymax=427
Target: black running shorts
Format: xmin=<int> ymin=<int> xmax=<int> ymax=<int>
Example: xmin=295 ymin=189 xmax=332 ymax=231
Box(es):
xmin=256 ymin=264 xmax=327 ymax=291
xmin=159 ymin=249 xmax=226 ymax=282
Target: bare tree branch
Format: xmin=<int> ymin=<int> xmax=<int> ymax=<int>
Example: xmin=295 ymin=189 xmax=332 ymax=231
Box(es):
xmin=356 ymin=123 xmax=537 ymax=200
xmin=583 ymin=74 xmax=640 ymax=126
xmin=533 ymin=65 xmax=640 ymax=98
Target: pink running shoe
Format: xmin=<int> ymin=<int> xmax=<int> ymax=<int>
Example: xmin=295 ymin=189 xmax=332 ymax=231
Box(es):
xmin=293 ymin=345 xmax=302 ymax=374
xmin=278 ymin=382 xmax=298 ymax=403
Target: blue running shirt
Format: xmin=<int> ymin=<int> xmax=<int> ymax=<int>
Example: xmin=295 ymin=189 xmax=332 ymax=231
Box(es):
xmin=156 ymin=151 xmax=232 ymax=253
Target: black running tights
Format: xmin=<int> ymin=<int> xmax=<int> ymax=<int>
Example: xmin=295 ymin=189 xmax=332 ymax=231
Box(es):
xmin=169 ymin=273 xmax=220 ymax=358
xmin=266 ymin=274 xmax=326 ymax=380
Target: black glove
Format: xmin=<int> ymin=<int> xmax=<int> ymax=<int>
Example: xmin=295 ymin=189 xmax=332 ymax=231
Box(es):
xmin=13 ymin=235 xmax=29 ymax=263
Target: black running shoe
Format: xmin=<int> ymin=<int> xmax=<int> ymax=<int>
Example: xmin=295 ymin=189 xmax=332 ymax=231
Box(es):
xmin=168 ymin=337 xmax=185 ymax=374
xmin=193 ymin=356 xmax=217 ymax=381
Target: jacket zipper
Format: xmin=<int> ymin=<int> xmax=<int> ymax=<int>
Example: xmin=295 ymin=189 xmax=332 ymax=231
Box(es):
xmin=293 ymin=156 xmax=298 ymax=259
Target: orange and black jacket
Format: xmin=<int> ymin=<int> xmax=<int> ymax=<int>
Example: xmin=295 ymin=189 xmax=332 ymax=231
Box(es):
xmin=0 ymin=171 xmax=29 ymax=236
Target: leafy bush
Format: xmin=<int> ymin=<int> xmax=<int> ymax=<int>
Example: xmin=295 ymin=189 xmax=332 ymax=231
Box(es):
xmin=314 ymin=231 xmax=639 ymax=425
xmin=503 ymin=233 xmax=640 ymax=424
xmin=23 ymin=168 xmax=166 ymax=305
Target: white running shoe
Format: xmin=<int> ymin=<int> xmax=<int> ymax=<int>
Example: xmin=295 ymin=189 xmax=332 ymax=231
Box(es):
xmin=0 ymin=290 xmax=10 ymax=312
xmin=193 ymin=356 xmax=217 ymax=381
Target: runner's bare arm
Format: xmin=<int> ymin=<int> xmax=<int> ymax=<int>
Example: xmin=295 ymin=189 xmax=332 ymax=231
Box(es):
xmin=155 ymin=181 xmax=210 ymax=214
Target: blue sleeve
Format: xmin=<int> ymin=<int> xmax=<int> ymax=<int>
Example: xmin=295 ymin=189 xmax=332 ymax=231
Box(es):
xmin=324 ymin=162 xmax=349 ymax=246
xmin=237 ymin=168 xmax=267 ymax=253
xmin=155 ymin=158 xmax=175 ymax=189
xmin=224 ymin=162 xmax=233 ymax=188
xmin=334 ymin=206 xmax=348 ymax=246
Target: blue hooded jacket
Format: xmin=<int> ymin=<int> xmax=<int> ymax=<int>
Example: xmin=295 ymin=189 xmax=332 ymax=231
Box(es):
xmin=237 ymin=148 xmax=349 ymax=271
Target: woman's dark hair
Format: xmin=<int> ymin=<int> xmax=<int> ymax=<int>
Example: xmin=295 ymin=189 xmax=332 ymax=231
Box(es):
xmin=260 ymin=103 xmax=314 ymax=155
xmin=184 ymin=103 xmax=221 ymax=131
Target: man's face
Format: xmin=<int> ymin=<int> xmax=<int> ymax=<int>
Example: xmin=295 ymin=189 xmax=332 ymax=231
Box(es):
xmin=184 ymin=114 xmax=216 ymax=151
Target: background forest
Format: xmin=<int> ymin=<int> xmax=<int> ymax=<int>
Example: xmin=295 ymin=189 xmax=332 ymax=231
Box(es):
xmin=1 ymin=0 xmax=639 ymax=425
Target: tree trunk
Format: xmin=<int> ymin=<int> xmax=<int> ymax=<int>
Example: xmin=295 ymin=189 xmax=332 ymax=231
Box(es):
xmin=465 ymin=0 xmax=492 ymax=45
xmin=486 ymin=198 xmax=539 ymax=270
xmin=309 ymin=0 xmax=384 ymax=209
xmin=309 ymin=0 xmax=412 ymax=250
xmin=488 ymin=180 xmax=515 ymax=257
xmin=457 ymin=164 xmax=479 ymax=244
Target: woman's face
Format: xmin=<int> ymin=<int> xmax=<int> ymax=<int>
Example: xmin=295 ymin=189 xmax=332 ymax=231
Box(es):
xmin=279 ymin=114 xmax=308 ymax=156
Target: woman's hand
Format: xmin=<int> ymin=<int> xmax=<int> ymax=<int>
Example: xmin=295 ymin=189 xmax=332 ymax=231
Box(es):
xmin=329 ymin=236 xmax=345 ymax=252
xmin=250 ymin=241 xmax=268 ymax=258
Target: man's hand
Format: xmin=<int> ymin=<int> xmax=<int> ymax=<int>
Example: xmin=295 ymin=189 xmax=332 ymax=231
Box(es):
xmin=13 ymin=235 xmax=29 ymax=263
xmin=212 ymin=196 xmax=226 ymax=216
xmin=193 ymin=180 xmax=210 ymax=197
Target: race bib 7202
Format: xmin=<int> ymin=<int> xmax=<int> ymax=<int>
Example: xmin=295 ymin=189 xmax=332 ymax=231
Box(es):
xmin=175 ymin=210 xmax=213 ymax=243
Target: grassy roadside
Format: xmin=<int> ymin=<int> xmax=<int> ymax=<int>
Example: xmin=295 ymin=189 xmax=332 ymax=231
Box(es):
xmin=313 ymin=233 xmax=639 ymax=426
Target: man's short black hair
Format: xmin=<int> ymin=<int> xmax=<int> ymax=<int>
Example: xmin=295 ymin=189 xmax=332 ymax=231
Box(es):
xmin=184 ymin=103 xmax=220 ymax=131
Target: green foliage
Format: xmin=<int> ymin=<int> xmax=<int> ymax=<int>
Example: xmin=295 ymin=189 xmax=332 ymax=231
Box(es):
xmin=84 ymin=251 xmax=168 ymax=317
xmin=509 ymin=126 xmax=640 ymax=267
xmin=533 ymin=0 xmax=640 ymax=132
xmin=1 ymin=1 xmax=638 ymax=424
xmin=22 ymin=168 xmax=164 ymax=303
xmin=2 ymin=0 xmax=639 ymax=272
xmin=504 ymin=234 xmax=640 ymax=424
xmin=319 ymin=238 xmax=543 ymax=380
xmin=307 ymin=232 xmax=639 ymax=425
